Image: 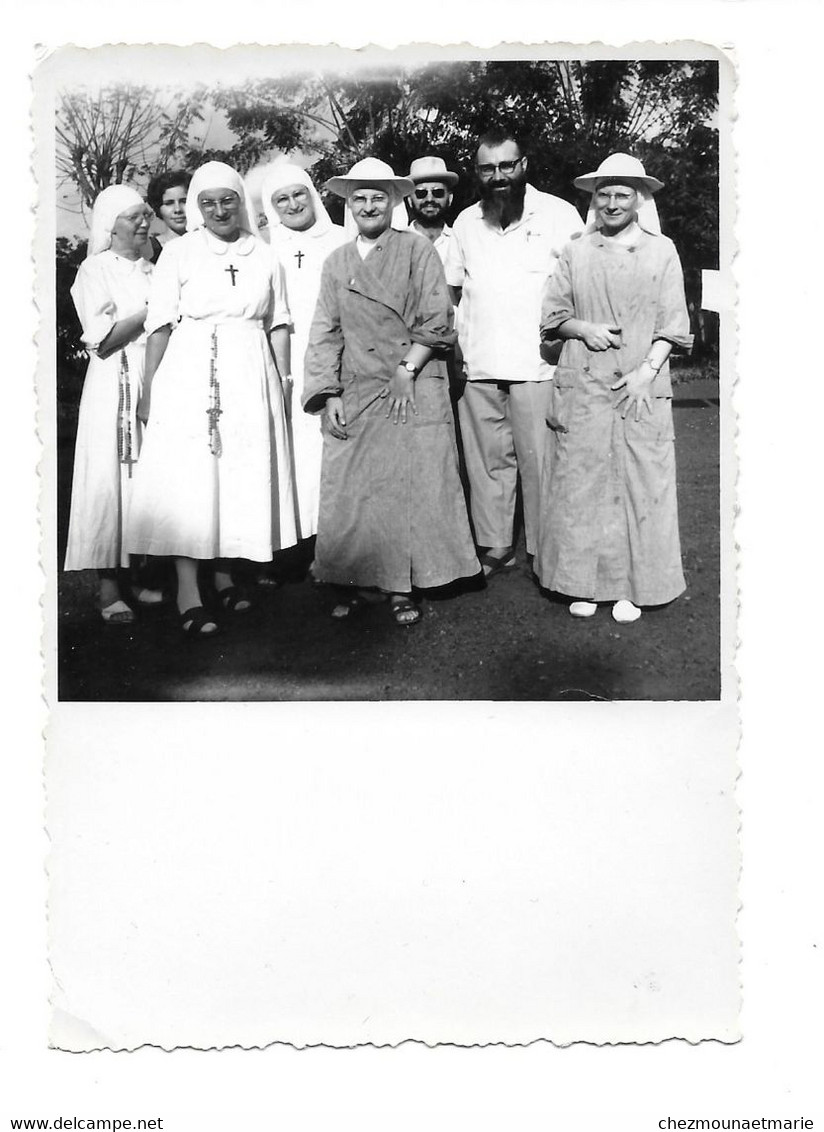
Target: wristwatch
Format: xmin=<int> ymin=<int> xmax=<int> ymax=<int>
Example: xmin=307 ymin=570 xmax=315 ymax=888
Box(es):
xmin=399 ymin=360 xmax=419 ymax=376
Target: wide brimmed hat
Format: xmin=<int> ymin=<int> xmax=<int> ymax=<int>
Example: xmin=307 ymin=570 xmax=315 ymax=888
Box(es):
xmin=325 ymin=157 xmax=414 ymax=199
xmin=573 ymin=153 xmax=663 ymax=194
xmin=407 ymin=155 xmax=459 ymax=187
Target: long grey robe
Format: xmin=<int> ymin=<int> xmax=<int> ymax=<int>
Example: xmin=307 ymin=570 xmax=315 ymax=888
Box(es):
xmin=302 ymin=228 xmax=479 ymax=592
xmin=537 ymin=228 xmax=693 ymax=606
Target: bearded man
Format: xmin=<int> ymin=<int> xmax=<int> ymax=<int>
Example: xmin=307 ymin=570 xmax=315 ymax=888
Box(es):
xmin=405 ymin=155 xmax=458 ymax=265
xmin=445 ymin=128 xmax=583 ymax=576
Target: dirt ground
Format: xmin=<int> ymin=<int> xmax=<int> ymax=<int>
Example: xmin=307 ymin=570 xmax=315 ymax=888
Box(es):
xmin=54 ymin=376 xmax=720 ymax=702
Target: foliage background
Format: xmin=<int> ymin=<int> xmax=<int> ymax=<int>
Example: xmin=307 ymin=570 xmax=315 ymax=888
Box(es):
xmin=55 ymin=58 xmax=719 ymax=431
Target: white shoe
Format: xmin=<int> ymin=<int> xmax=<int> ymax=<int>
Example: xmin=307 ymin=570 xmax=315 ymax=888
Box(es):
xmin=612 ymin=600 xmax=641 ymax=623
xmin=570 ymin=601 xmax=598 ymax=618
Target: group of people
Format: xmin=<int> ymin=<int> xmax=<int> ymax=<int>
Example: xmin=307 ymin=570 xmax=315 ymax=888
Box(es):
xmin=63 ymin=126 xmax=692 ymax=638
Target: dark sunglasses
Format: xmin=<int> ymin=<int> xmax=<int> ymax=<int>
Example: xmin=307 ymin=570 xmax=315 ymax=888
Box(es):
xmin=413 ymin=186 xmax=448 ymax=200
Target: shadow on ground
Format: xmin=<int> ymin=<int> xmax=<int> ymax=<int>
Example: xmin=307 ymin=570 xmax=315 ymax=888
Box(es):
xmin=55 ymin=378 xmax=720 ymax=702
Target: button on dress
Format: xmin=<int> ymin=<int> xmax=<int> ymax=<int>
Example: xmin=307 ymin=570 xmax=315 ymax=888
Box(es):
xmin=302 ymin=229 xmax=480 ymax=592
xmin=536 ymin=228 xmax=694 ymax=606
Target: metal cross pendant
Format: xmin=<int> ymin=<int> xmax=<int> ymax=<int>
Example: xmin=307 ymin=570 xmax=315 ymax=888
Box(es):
xmin=294 ymin=250 xmax=304 ymax=269
xmin=225 ymin=264 xmax=239 ymax=286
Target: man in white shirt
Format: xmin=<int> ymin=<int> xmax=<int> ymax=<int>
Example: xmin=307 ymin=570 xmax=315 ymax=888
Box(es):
xmin=406 ymin=155 xmax=458 ymax=265
xmin=445 ymin=128 xmax=583 ymax=575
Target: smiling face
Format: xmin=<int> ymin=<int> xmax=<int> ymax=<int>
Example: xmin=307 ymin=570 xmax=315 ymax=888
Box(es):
xmin=158 ymin=183 xmax=188 ymax=235
xmin=271 ymin=182 xmax=317 ymax=232
xmin=476 ymin=140 xmax=528 ymax=227
xmin=593 ymin=181 xmax=639 ymax=234
xmin=476 ymin=140 xmax=527 ymax=192
xmin=110 ymin=203 xmax=153 ymax=258
xmin=348 ymin=185 xmax=395 ymax=239
xmin=409 ymin=180 xmax=452 ymax=227
xmin=198 ymin=188 xmax=242 ymax=242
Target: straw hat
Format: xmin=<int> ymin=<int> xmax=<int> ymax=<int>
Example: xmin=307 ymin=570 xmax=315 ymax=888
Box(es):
xmin=573 ymin=153 xmax=663 ymax=194
xmin=324 ymin=157 xmax=414 ymax=199
xmin=407 ymin=156 xmax=459 ymax=187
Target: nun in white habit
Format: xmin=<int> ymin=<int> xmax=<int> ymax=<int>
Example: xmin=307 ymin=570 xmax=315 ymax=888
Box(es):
xmin=260 ymin=162 xmax=348 ymax=541
xmin=127 ymin=161 xmax=297 ymax=636
xmin=64 ymin=184 xmax=158 ymax=624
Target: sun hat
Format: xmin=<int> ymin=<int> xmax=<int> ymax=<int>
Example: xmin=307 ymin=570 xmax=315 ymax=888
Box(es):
xmin=407 ymin=156 xmax=459 ymax=187
xmin=573 ymin=153 xmax=663 ymax=194
xmin=324 ymin=157 xmax=414 ymax=199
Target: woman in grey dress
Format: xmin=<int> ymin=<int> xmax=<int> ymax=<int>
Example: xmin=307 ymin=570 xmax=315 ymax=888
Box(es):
xmin=537 ymin=153 xmax=693 ymax=624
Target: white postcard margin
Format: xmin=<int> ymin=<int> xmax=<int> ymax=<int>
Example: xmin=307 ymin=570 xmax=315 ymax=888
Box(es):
xmin=35 ymin=41 xmax=739 ymax=1051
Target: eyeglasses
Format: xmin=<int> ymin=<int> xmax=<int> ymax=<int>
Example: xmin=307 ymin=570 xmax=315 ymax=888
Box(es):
xmin=199 ymin=195 xmax=240 ymax=213
xmin=413 ymin=186 xmax=448 ymax=200
xmin=594 ymin=189 xmax=636 ymax=205
xmin=476 ymin=158 xmax=522 ymax=178
xmin=350 ymin=192 xmax=390 ymax=208
xmin=274 ymin=189 xmax=309 ymax=207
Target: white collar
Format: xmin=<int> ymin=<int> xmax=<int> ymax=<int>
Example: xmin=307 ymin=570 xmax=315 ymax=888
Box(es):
xmin=200 ymin=228 xmax=258 ymax=257
xmin=106 ymin=249 xmax=153 ymax=275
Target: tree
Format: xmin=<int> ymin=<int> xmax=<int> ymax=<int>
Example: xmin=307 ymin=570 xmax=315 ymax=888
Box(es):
xmin=209 ymin=60 xmax=719 ymax=349
xmin=56 ymin=83 xmax=208 ymax=212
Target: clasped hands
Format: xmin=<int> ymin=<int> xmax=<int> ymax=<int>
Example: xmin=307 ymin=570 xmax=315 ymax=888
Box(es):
xmin=581 ymin=321 xmax=655 ymax=422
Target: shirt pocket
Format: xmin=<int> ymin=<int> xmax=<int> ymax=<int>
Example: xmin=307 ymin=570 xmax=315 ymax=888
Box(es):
xmin=523 ymin=230 xmax=560 ymax=273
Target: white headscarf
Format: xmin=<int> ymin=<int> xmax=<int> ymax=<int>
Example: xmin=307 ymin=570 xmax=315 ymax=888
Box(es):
xmin=185 ymin=161 xmax=255 ymax=236
xmin=259 ymin=162 xmax=335 ymax=242
xmin=584 ymin=180 xmax=662 ymax=236
xmin=87 ymin=184 xmax=146 ymax=258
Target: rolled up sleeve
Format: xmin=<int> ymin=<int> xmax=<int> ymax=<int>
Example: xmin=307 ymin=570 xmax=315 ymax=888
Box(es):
xmin=653 ymin=244 xmax=694 ymax=354
xmin=409 ymin=245 xmax=457 ymax=350
xmin=444 ymin=223 xmax=466 ymax=288
xmin=540 ymin=248 xmax=575 ymax=339
xmin=302 ymin=260 xmax=344 ymax=414
xmin=70 ymin=260 xmax=117 ymax=352
xmin=267 ymin=256 xmax=291 ymax=332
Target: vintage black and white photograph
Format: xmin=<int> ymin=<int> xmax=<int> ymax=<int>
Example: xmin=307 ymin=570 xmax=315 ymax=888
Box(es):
xmin=35 ymin=42 xmax=740 ymax=1054
xmin=47 ymin=45 xmax=727 ymax=702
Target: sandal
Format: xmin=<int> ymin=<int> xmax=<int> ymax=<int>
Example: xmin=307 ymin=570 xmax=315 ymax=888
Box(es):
xmin=478 ymin=549 xmax=516 ymax=577
xmin=216 ymin=586 xmax=254 ymax=613
xmin=100 ymin=599 xmax=136 ymax=625
xmin=179 ymin=606 xmax=220 ymax=637
xmin=389 ymin=595 xmax=422 ymax=626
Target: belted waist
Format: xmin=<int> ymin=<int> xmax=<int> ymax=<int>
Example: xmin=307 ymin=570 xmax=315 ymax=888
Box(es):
xmin=179 ymin=315 xmax=266 ymax=332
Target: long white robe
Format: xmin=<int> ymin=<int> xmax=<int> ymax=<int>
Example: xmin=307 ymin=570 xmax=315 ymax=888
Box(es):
xmin=271 ymin=222 xmax=348 ymax=538
xmin=126 ymin=228 xmax=297 ymax=562
xmin=64 ymin=250 xmax=153 ymax=570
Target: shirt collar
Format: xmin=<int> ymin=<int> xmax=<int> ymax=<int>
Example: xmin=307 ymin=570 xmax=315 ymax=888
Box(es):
xmin=473 ymin=183 xmax=538 ymax=231
xmin=106 ymin=249 xmax=153 ymax=275
xmin=410 ymin=220 xmax=452 ymax=240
